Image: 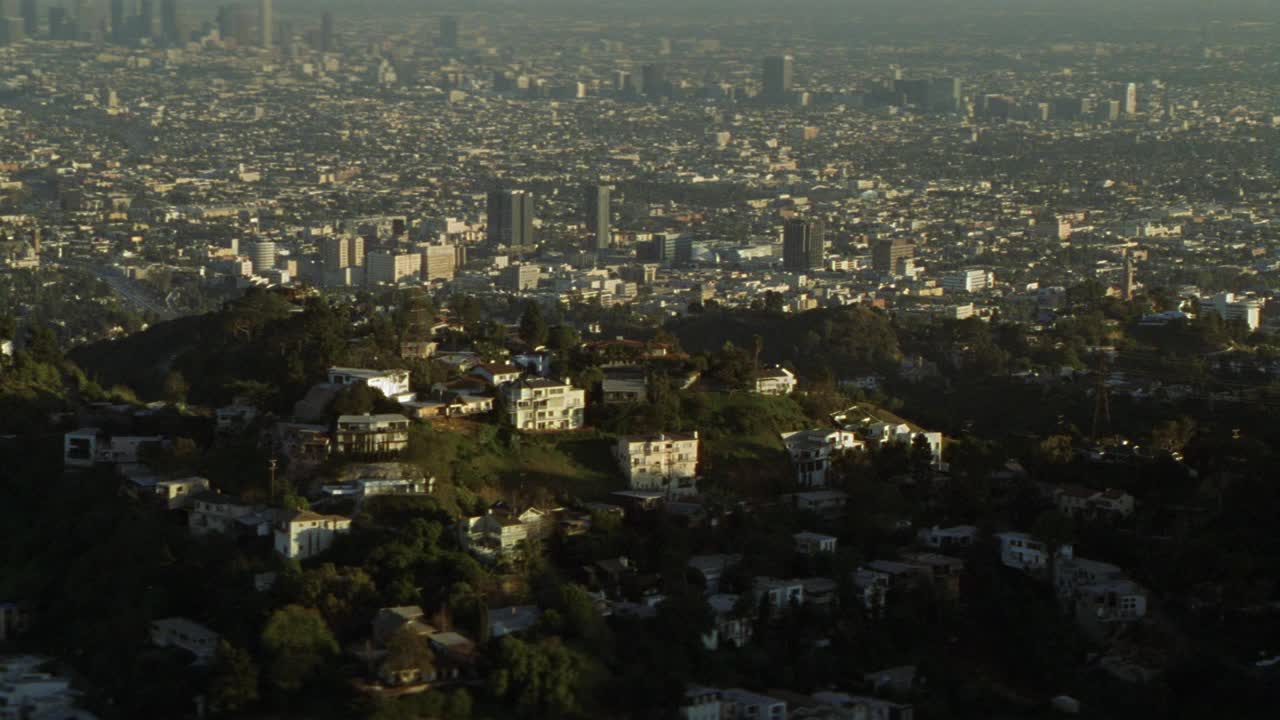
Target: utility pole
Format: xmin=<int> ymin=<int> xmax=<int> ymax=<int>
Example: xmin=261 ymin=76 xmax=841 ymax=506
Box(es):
xmin=268 ymin=458 xmax=279 ymax=501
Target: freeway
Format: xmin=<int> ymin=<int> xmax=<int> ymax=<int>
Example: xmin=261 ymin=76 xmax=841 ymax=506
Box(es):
xmin=59 ymin=259 xmax=177 ymax=321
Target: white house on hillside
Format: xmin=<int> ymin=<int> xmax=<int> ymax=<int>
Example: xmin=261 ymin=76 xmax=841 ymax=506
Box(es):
xmin=996 ymin=531 xmax=1073 ymax=574
xmin=753 ymin=367 xmax=797 ymax=396
xmin=502 ymin=378 xmax=585 ymax=431
xmin=616 ymin=432 xmax=700 ymax=497
xmin=327 ymin=367 xmax=414 ymax=402
xmin=782 ymin=429 xmax=863 ymax=487
xmin=274 ymin=510 xmax=352 ymax=559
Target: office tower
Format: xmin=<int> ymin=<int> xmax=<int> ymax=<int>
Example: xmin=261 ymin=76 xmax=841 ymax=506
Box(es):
xmin=641 ymin=63 xmax=666 ymax=99
xmin=20 ymin=0 xmax=34 ymax=37
xmin=46 ymin=6 xmax=65 ymax=39
xmin=500 ymin=264 xmax=539 ymax=292
xmin=439 ymin=15 xmax=457 ymax=49
xmin=783 ymin=219 xmax=825 ymax=271
xmin=249 ymin=240 xmax=277 ymax=275
xmin=366 ymin=252 xmax=421 ymax=286
xmin=0 ymin=15 xmax=23 ymax=45
xmin=763 ymin=55 xmax=794 ymax=104
xmin=109 ymin=0 xmax=123 ymax=41
xmin=257 ymin=0 xmax=270 ymax=47
xmin=160 ymin=0 xmax=179 ymax=45
xmin=584 ymin=185 xmax=611 ymax=250
xmin=872 ymin=238 xmax=914 ymax=275
xmin=422 ymin=244 xmax=458 ymax=282
xmin=929 ymin=77 xmax=962 ymax=112
xmin=645 ymin=234 xmax=678 ymax=266
xmin=319 ymin=11 xmax=333 ymax=52
xmin=138 ymin=0 xmax=154 ymax=39
xmin=0 ymin=1 xmax=8 ymax=20
xmin=321 ymin=236 xmax=364 ymax=270
xmin=1122 ymin=82 xmax=1138 ymax=116
xmin=487 ymin=190 xmax=535 ymax=248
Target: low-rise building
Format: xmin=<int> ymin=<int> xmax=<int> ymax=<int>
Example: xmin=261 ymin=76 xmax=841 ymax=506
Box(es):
xmin=327 ymin=367 xmax=413 ymax=401
xmin=152 ymin=477 xmax=211 ymax=510
xmin=995 ymin=531 xmax=1074 ymax=574
xmin=616 ymin=432 xmax=700 ymax=497
xmin=794 ymin=531 xmax=838 ymax=555
xmin=753 ymin=367 xmax=797 ymax=396
xmin=188 ymin=491 xmax=256 ymax=536
xmin=722 ymin=688 xmax=787 ymax=720
xmin=274 ymin=510 xmax=352 ymax=559
xmin=63 ymin=428 xmax=165 ymax=468
xmin=149 ymin=617 xmax=220 ymax=665
xmin=916 ymin=525 xmax=977 ymax=550
xmin=753 ymin=577 xmax=805 ymax=612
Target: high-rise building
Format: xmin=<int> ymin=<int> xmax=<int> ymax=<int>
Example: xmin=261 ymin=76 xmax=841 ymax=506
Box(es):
xmin=257 ymin=0 xmax=270 ymax=47
xmin=0 ymin=15 xmax=23 ymax=46
xmin=20 ymin=0 xmax=35 ymax=37
xmin=319 ymin=11 xmax=333 ymax=52
xmin=439 ymin=15 xmax=457 ymax=49
xmin=782 ymin=219 xmax=825 ymax=271
xmin=1122 ymin=82 xmax=1138 ymax=116
xmin=872 ymin=238 xmax=914 ymax=275
xmin=421 ymin=244 xmax=458 ymax=282
xmin=763 ymin=55 xmax=794 ymax=105
xmin=138 ymin=0 xmax=154 ymax=40
xmin=366 ymin=252 xmax=421 ymax=286
xmin=249 ymin=240 xmax=277 ymax=275
xmin=321 ymin=236 xmax=364 ymax=271
xmin=487 ymin=190 xmax=535 ymax=248
xmin=641 ymin=64 xmax=667 ymax=99
xmin=109 ymin=0 xmax=124 ymax=41
xmin=584 ymin=185 xmax=611 ymax=250
xmin=160 ymin=0 xmax=179 ymax=45
xmin=46 ymin=6 xmax=67 ymax=40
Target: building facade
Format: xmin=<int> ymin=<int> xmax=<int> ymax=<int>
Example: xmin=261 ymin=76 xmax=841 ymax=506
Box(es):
xmin=616 ymin=432 xmax=700 ymax=497
xmin=502 ymin=378 xmax=585 ymax=431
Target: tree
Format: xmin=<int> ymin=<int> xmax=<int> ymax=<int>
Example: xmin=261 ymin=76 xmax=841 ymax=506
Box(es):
xmin=382 ymin=626 xmax=436 ymax=682
xmin=487 ymin=636 xmax=580 ymax=719
xmin=207 ymin=641 xmax=259 ymax=716
xmin=260 ymin=605 xmax=339 ymax=692
xmin=519 ymin=302 xmax=549 ymax=348
xmin=0 ymin=313 xmax=15 ymax=340
xmin=163 ymin=371 xmax=189 ymax=404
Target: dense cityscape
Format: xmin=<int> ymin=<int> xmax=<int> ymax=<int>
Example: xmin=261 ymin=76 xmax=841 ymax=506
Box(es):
xmin=2 ymin=1 xmax=1279 ymax=719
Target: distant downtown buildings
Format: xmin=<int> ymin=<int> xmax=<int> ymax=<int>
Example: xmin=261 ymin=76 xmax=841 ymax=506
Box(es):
xmin=782 ymin=218 xmax=824 ymax=271
xmin=487 ymin=189 xmax=535 ymax=249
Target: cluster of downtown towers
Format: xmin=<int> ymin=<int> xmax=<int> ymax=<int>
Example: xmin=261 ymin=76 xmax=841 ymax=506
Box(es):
xmin=1 ymin=0 xmax=279 ymax=49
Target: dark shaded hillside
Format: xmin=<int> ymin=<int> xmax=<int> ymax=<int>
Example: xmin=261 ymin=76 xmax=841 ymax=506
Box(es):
xmin=70 ymin=314 xmax=209 ymax=401
xmin=669 ymin=306 xmax=902 ymax=379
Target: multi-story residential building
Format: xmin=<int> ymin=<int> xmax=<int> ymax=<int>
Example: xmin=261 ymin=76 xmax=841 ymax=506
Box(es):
xmin=457 ymin=506 xmax=554 ymax=560
xmin=151 ymin=477 xmax=211 ymax=510
xmin=752 ymin=577 xmax=805 ymax=612
xmin=188 ymin=491 xmax=256 ymax=536
xmin=1075 ymin=579 xmax=1148 ymax=626
xmin=616 ymin=432 xmax=700 ymax=497
xmin=320 ymin=234 xmax=364 ymax=270
xmin=421 ymin=243 xmax=459 ymax=281
xmin=681 ymin=687 xmax=723 ymax=720
xmin=500 ymin=263 xmax=540 ymax=291
xmin=781 ymin=429 xmax=863 ymax=487
xmin=502 ymin=378 xmax=585 ymax=431
xmin=327 ymin=367 xmax=412 ymax=401
xmin=995 ymin=532 xmax=1074 ymax=573
xmin=334 ymin=414 xmax=411 ymax=456
xmin=1054 ymin=485 xmax=1135 ymax=519
xmin=753 ymin=367 xmax=797 ymax=396
xmin=273 ymin=510 xmax=352 ymax=560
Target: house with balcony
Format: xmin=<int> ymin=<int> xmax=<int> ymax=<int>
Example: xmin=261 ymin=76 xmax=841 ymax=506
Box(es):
xmin=188 ymin=491 xmax=256 ymax=537
xmin=794 ymin=532 xmax=838 ymax=555
xmin=456 ymin=505 xmax=556 ymax=561
xmin=781 ymin=429 xmax=863 ymax=488
xmin=616 ymin=432 xmax=700 ymax=497
xmin=502 ymin=378 xmax=585 ymax=431
xmin=334 ymin=414 xmax=411 ymax=457
xmin=996 ymin=531 xmax=1074 ymax=575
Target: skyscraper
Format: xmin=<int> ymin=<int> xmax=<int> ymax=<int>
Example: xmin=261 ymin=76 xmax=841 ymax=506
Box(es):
xmin=319 ymin=11 xmax=333 ymax=52
xmin=584 ymin=185 xmax=611 ymax=250
xmin=782 ymin=219 xmax=825 ymax=271
xmin=641 ymin=64 xmax=667 ymax=99
xmin=763 ymin=55 xmax=794 ymax=105
xmin=109 ymin=0 xmax=124 ymax=42
xmin=250 ymin=240 xmax=277 ymax=276
xmin=1122 ymin=82 xmax=1138 ymax=116
xmin=20 ymin=0 xmax=35 ymax=37
xmin=439 ymin=15 xmax=457 ymax=49
xmin=257 ymin=0 xmax=270 ymax=47
xmin=487 ymin=190 xmax=535 ymax=248
xmin=160 ymin=0 xmax=179 ymax=45
xmin=873 ymin=238 xmax=914 ymax=275
xmin=139 ymin=0 xmax=154 ymax=40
